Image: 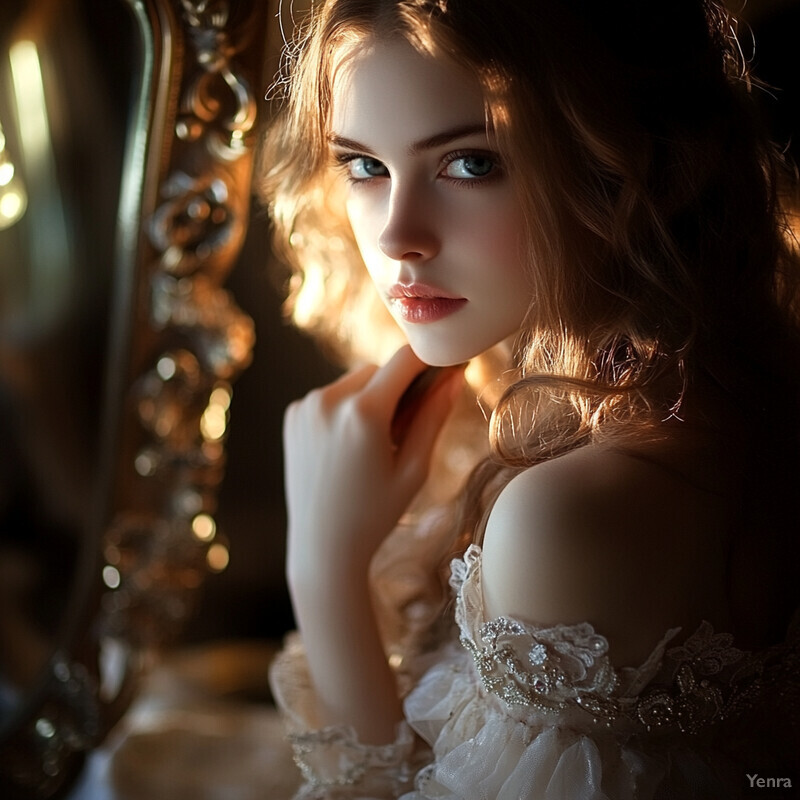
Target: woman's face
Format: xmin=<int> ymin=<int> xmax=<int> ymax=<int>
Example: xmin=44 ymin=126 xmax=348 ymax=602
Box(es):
xmin=329 ymin=38 xmax=531 ymax=366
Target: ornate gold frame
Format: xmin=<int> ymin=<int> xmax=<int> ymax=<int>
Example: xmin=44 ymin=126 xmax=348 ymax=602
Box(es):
xmin=0 ymin=1 xmax=268 ymax=795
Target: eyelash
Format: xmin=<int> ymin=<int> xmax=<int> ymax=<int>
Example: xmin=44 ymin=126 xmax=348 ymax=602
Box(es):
xmin=333 ymin=153 xmax=387 ymax=185
xmin=442 ymin=150 xmax=502 ymax=186
xmin=332 ymin=150 xmax=502 ymax=188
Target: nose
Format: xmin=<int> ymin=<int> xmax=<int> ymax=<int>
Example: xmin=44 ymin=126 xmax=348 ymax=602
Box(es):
xmin=377 ymin=183 xmax=440 ymax=262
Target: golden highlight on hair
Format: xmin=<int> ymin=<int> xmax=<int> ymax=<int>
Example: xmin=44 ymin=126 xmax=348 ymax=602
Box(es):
xmin=259 ymin=0 xmax=800 ymax=531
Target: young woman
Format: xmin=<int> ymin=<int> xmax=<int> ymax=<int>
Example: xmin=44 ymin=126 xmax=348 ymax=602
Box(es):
xmin=260 ymin=1 xmax=800 ymax=797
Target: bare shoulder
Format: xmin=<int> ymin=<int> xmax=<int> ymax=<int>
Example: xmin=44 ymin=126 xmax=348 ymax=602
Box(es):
xmin=481 ymin=443 xmax=731 ymax=665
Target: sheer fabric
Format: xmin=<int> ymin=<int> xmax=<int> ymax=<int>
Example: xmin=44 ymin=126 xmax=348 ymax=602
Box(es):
xmin=270 ymin=545 xmax=799 ymax=799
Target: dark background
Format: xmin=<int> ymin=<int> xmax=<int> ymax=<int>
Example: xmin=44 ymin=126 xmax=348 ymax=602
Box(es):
xmin=183 ymin=0 xmax=800 ymax=646
xmin=0 ymin=0 xmax=797 ymax=655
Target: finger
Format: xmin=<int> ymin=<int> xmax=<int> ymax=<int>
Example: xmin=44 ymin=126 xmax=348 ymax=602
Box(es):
xmin=319 ymin=362 xmax=379 ymax=404
xmin=362 ymin=345 xmax=428 ymax=414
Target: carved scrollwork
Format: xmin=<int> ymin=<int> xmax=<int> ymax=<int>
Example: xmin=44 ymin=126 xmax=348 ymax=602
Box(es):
xmin=0 ymin=1 xmax=269 ymax=796
xmin=177 ymin=0 xmax=258 ymax=159
xmin=98 ymin=0 xmax=260 ymax=662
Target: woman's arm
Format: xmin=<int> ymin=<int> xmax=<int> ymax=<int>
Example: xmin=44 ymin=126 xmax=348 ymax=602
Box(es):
xmin=283 ymin=345 xmax=463 ymax=744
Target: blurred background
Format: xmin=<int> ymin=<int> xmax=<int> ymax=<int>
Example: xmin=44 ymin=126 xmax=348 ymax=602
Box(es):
xmin=183 ymin=0 xmax=800 ymax=647
xmin=0 ymin=1 xmax=798 ymax=789
xmin=2 ymin=0 xmax=798 ymax=660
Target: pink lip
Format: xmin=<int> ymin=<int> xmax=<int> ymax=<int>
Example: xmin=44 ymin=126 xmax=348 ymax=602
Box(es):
xmin=387 ymin=283 xmax=467 ymax=323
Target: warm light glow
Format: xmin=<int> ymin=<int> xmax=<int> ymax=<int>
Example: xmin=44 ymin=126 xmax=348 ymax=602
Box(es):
xmin=293 ymin=259 xmax=327 ymax=328
xmin=156 ymin=355 xmax=177 ymax=381
xmin=0 ymin=117 xmax=26 ymax=229
xmin=0 ymin=161 xmax=14 ymax=186
xmin=9 ymin=41 xmax=49 ymax=160
xmin=102 ymin=565 xmax=121 ymax=589
xmin=191 ymin=512 xmax=217 ymax=542
xmin=206 ymin=542 xmax=230 ymax=572
xmin=209 ymin=383 xmax=232 ymax=410
xmin=0 ymin=187 xmax=26 ymax=226
xmin=200 ymin=403 xmax=227 ymax=440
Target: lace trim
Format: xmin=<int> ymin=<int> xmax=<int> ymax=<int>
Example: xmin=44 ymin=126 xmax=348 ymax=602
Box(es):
xmin=459 ymin=617 xmax=622 ymax=715
xmin=452 ymin=545 xmax=799 ymax=735
xmin=289 ymin=722 xmax=416 ymax=791
xmin=270 ymin=634 xmax=423 ymax=797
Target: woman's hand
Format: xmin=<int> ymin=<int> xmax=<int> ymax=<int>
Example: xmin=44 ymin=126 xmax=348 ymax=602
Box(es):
xmin=282 ymin=345 xmax=462 ymax=743
xmin=283 ymin=345 xmax=463 ymax=582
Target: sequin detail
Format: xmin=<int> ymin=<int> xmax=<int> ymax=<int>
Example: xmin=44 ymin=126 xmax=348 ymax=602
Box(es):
xmin=460 ymin=617 xmax=619 ymax=714
xmin=452 ymin=545 xmax=798 ymax=734
xmin=289 ymin=723 xmax=416 ymax=792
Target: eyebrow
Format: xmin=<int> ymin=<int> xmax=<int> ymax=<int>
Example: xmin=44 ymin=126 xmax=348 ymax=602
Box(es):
xmin=328 ymin=123 xmax=489 ymax=156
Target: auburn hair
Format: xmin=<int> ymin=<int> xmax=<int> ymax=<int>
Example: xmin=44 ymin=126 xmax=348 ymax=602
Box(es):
xmin=259 ymin=0 xmax=800 ymax=550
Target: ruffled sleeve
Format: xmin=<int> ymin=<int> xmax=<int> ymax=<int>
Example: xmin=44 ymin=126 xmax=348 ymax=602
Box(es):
xmin=399 ymin=545 xmax=796 ymax=800
xmin=400 ymin=547 xmax=673 ymax=799
xmin=271 ymin=544 xmax=799 ymax=799
xmin=269 ymin=633 xmax=425 ymax=799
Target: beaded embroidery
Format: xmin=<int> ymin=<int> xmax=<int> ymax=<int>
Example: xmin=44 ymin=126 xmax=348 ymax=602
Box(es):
xmin=289 ymin=723 xmax=416 ymax=792
xmin=271 ymin=546 xmax=799 ymax=796
xmin=460 ymin=617 xmax=619 ymax=714
xmin=270 ymin=633 xmax=419 ymax=796
xmin=452 ymin=545 xmax=799 ymax=735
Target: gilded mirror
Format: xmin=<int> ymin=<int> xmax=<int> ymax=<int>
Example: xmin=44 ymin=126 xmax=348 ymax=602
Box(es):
xmin=0 ymin=0 xmax=797 ymax=797
xmin=0 ymin=1 xmax=268 ymax=795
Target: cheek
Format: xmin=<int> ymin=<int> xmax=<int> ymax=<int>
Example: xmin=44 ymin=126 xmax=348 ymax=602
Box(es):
xmin=455 ymin=188 xmax=521 ymax=246
xmin=346 ymin=195 xmax=384 ymax=265
xmin=485 ymin=209 xmax=531 ymax=324
xmin=471 ymin=205 xmax=527 ymax=282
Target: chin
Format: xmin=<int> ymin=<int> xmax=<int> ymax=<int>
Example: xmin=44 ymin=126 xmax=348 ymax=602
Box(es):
xmin=407 ymin=341 xmax=482 ymax=368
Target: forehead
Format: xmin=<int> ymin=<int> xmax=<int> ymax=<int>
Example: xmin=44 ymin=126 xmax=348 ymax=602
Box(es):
xmin=329 ymin=37 xmax=487 ymax=147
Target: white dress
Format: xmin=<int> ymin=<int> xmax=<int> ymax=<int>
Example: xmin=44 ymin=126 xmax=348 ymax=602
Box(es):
xmin=270 ymin=545 xmax=800 ymax=800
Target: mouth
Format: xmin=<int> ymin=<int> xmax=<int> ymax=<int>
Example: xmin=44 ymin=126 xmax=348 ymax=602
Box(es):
xmin=387 ymin=282 xmax=462 ymax=301
xmin=387 ymin=283 xmax=467 ymax=324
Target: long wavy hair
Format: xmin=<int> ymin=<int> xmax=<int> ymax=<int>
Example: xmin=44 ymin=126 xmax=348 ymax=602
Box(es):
xmin=260 ymin=0 xmax=800 ymax=555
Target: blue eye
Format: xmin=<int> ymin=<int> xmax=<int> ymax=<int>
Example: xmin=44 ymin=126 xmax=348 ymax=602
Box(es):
xmin=347 ymin=157 xmax=389 ymax=180
xmin=443 ymin=155 xmax=495 ymax=180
